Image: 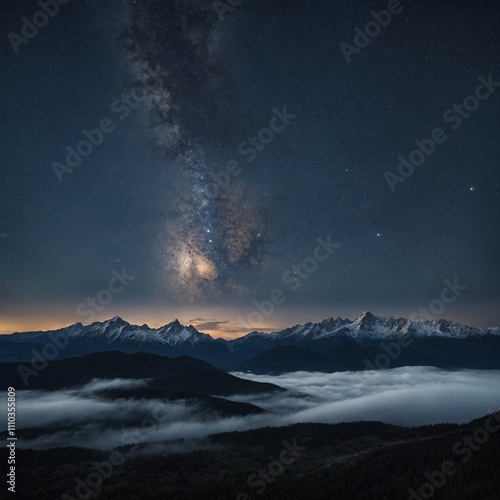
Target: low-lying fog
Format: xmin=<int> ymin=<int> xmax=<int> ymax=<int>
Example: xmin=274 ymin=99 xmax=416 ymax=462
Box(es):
xmin=3 ymin=367 xmax=499 ymax=450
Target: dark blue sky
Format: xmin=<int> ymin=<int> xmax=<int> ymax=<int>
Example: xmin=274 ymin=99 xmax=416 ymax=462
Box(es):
xmin=0 ymin=0 xmax=499 ymax=336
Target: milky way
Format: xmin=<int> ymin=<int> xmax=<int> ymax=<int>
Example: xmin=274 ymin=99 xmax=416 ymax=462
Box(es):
xmin=119 ymin=0 xmax=268 ymax=300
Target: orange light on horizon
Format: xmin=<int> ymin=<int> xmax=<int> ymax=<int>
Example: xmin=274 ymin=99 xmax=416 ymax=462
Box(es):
xmin=1 ymin=301 xmax=498 ymax=338
xmin=0 ymin=309 xmax=285 ymax=340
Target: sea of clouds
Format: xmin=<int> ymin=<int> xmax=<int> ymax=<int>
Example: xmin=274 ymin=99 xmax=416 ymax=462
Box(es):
xmin=3 ymin=367 xmax=499 ymax=450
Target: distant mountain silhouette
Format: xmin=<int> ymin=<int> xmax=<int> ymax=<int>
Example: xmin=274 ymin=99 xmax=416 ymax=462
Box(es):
xmin=0 ymin=351 xmax=283 ymax=395
xmin=2 ymin=313 xmax=500 ymax=372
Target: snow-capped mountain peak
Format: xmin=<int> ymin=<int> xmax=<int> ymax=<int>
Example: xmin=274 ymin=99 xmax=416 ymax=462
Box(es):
xmin=232 ymin=312 xmax=500 ymax=345
xmin=40 ymin=317 xmax=216 ymax=346
xmin=8 ymin=313 xmax=500 ymax=353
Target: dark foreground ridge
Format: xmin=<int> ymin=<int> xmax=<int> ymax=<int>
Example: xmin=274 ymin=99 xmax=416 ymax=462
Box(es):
xmin=0 ymin=350 xmax=283 ymax=395
xmin=2 ymin=414 xmax=499 ymax=500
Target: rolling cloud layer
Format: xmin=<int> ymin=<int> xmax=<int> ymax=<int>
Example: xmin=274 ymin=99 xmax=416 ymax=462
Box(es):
xmin=4 ymin=368 xmax=500 ymax=450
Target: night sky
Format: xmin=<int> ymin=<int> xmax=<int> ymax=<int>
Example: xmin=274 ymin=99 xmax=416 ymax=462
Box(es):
xmin=1 ymin=0 xmax=499 ymax=336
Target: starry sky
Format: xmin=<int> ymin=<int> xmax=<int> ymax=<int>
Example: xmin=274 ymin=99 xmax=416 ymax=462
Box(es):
xmin=0 ymin=0 xmax=499 ymax=337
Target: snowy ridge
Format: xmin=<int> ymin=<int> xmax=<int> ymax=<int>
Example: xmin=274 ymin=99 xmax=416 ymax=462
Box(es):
xmin=231 ymin=311 xmax=500 ymax=345
xmin=9 ymin=312 xmax=500 ymax=347
xmin=29 ymin=317 xmax=216 ymax=347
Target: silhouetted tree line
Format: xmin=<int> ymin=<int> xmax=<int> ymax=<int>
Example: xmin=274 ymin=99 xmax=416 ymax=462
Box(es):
xmin=1 ymin=416 xmax=498 ymax=499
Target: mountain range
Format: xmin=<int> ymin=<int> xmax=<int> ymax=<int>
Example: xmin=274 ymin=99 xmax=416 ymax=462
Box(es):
xmin=2 ymin=312 xmax=500 ymax=372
